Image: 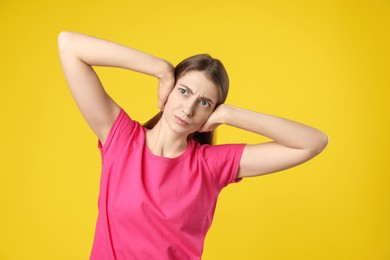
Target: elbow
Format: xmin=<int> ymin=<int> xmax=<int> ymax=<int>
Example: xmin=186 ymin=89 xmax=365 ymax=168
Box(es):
xmin=311 ymin=131 xmax=329 ymax=156
xmin=58 ymin=31 xmax=75 ymax=53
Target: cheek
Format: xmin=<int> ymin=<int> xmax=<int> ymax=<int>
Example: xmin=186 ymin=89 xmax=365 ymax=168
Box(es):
xmin=165 ymin=91 xmax=179 ymax=109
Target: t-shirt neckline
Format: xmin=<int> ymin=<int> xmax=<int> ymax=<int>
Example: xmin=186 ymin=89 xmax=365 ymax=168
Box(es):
xmin=142 ymin=127 xmax=195 ymax=164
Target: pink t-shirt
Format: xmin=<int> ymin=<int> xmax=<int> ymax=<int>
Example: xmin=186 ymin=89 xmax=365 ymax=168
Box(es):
xmin=90 ymin=108 xmax=245 ymax=260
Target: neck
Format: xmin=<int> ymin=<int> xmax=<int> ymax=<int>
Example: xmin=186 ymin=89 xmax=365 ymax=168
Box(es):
xmin=146 ymin=118 xmax=188 ymax=158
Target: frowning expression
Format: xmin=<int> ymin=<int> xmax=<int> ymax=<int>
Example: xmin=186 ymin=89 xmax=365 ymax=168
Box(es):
xmin=162 ymin=70 xmax=220 ymax=137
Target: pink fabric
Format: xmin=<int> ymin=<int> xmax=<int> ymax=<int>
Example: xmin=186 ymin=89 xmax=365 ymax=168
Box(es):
xmin=90 ymin=108 xmax=245 ymax=260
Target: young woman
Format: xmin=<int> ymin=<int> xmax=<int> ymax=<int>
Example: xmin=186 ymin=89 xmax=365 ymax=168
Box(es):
xmin=58 ymin=31 xmax=328 ymax=260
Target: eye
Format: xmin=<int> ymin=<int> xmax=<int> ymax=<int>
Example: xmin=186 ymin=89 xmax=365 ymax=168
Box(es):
xmin=200 ymin=100 xmax=210 ymax=107
xmin=179 ymin=88 xmax=189 ymax=95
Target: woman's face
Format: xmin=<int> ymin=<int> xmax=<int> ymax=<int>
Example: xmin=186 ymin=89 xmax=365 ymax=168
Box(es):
xmin=162 ymin=70 xmax=220 ymax=137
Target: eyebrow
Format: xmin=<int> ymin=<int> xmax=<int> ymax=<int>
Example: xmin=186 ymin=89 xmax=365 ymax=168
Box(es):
xmin=179 ymin=84 xmax=215 ymax=105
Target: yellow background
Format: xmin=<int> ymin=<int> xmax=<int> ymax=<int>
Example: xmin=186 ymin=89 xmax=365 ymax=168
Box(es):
xmin=1 ymin=0 xmax=389 ymax=259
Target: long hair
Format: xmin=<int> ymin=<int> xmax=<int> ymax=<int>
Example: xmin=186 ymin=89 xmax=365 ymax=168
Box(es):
xmin=144 ymin=54 xmax=229 ymax=145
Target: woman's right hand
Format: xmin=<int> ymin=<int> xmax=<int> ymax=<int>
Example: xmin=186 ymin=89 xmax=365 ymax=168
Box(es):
xmin=157 ymin=62 xmax=175 ymax=110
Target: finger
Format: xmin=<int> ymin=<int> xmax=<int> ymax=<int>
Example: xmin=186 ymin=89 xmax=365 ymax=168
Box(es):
xmin=198 ymin=123 xmax=209 ymax=133
xmin=158 ymin=97 xmax=167 ymax=111
xmin=158 ymin=100 xmax=164 ymax=110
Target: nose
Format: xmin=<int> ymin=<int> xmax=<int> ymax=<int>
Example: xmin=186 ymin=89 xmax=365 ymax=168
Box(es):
xmin=182 ymin=99 xmax=196 ymax=117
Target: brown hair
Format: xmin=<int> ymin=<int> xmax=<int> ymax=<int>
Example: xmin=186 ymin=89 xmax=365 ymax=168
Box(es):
xmin=144 ymin=54 xmax=229 ymax=145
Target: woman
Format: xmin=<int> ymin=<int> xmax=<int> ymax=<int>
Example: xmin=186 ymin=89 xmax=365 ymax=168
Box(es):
xmin=58 ymin=31 xmax=328 ymax=259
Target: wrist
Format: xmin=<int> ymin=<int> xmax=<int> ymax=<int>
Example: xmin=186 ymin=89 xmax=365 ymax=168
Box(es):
xmin=156 ymin=60 xmax=174 ymax=80
xmin=215 ymin=104 xmax=233 ymax=125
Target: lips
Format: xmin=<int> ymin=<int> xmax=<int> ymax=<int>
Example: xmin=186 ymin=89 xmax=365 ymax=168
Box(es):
xmin=174 ymin=116 xmax=189 ymax=126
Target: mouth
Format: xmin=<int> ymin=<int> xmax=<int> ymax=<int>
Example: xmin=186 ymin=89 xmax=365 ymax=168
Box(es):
xmin=174 ymin=116 xmax=189 ymax=126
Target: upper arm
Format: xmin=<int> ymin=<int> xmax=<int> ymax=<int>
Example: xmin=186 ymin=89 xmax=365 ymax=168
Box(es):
xmin=58 ymin=32 xmax=120 ymax=145
xmin=237 ymin=141 xmax=324 ymax=178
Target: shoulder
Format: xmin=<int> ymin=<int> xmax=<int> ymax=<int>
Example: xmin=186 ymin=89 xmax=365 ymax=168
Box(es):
xmin=193 ymin=142 xmax=246 ymax=189
xmin=196 ymin=142 xmax=246 ymax=156
xmin=194 ymin=142 xmax=246 ymax=168
xmin=98 ymin=107 xmax=144 ymax=153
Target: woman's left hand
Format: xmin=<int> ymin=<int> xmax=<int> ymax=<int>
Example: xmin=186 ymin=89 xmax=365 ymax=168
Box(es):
xmin=199 ymin=104 xmax=226 ymax=132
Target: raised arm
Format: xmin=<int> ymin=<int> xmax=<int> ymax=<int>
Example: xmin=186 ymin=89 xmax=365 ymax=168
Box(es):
xmin=200 ymin=104 xmax=329 ymax=178
xmin=58 ymin=31 xmax=174 ymax=145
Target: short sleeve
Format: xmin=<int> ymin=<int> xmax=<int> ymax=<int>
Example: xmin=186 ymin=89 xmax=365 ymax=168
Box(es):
xmin=202 ymin=143 xmax=246 ymax=190
xmin=97 ymin=108 xmax=137 ymax=159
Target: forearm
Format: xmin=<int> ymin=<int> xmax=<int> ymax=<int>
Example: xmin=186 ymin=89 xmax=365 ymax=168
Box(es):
xmin=219 ymin=104 xmax=328 ymax=153
xmin=57 ymin=31 xmax=173 ymax=79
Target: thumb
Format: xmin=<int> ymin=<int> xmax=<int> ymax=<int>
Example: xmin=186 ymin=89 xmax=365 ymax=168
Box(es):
xmin=158 ymin=98 xmax=166 ymax=111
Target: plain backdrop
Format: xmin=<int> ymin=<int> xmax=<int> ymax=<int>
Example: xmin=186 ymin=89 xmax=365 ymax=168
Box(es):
xmin=0 ymin=0 xmax=389 ymax=259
